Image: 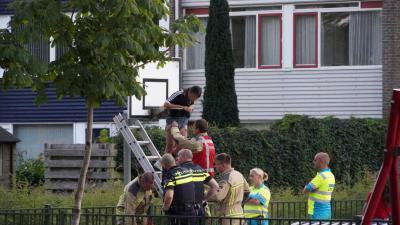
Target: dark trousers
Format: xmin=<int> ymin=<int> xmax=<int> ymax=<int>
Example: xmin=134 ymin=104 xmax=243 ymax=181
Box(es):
xmin=194 ymin=203 xmax=205 ymax=225
xmin=167 ymin=203 xmax=202 ymax=225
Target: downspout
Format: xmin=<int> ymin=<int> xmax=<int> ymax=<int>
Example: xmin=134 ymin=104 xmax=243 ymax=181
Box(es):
xmin=175 ymin=0 xmax=179 ymax=58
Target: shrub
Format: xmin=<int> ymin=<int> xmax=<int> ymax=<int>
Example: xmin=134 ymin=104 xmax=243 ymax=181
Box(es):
xmin=114 ymin=115 xmax=386 ymax=191
xmin=97 ymin=129 xmax=110 ymax=143
xmin=16 ymin=156 xmax=45 ymax=187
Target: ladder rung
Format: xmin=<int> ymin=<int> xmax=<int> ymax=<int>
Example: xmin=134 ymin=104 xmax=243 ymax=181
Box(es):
xmin=137 ymin=141 xmax=150 ymax=146
xmin=129 ymin=125 xmax=140 ymax=129
xmin=147 ymin=156 xmax=160 ymax=161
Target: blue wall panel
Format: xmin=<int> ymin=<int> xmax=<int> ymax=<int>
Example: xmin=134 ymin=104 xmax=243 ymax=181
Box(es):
xmin=0 ymin=1 xmax=13 ymax=15
xmin=0 ymin=87 xmax=125 ymax=122
xmin=0 ymin=1 xmax=69 ymax=15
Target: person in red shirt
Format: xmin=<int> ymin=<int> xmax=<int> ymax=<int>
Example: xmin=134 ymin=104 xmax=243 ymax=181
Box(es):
xmin=170 ymin=119 xmax=216 ymax=176
xmin=363 ymin=182 xmax=391 ymax=220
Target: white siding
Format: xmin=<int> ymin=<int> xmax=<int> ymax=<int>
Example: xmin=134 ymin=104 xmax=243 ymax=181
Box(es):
xmin=181 ymin=0 xmax=352 ymax=8
xmin=183 ymin=68 xmax=382 ymax=122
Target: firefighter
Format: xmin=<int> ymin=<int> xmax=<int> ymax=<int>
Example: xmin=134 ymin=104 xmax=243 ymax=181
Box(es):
xmin=161 ymin=153 xmax=197 ymax=225
xmin=209 ymin=153 xmax=250 ymax=225
xmin=116 ymin=172 xmax=155 ymax=225
xmin=171 ymin=119 xmax=216 ymax=176
xmin=303 ymin=152 xmax=336 ymax=219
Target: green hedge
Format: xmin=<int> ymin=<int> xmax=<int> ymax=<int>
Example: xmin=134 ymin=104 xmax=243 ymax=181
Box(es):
xmin=115 ymin=115 xmax=386 ymax=191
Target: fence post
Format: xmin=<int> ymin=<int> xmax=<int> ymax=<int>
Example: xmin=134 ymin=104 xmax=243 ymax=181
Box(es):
xmin=43 ymin=204 xmax=51 ymax=225
xmin=59 ymin=209 xmax=66 ymax=225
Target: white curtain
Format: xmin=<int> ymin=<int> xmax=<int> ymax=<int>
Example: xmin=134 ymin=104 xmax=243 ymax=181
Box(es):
xmin=244 ymin=16 xmax=256 ymax=68
xmin=260 ymin=16 xmax=281 ymax=66
xmin=295 ymin=15 xmax=316 ymax=65
xmin=349 ymin=11 xmax=382 ymax=65
xmin=186 ymin=18 xmax=207 ymax=70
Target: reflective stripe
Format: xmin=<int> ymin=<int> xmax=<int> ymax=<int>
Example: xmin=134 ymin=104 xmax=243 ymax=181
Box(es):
xmin=257 ymin=195 xmax=267 ymax=204
xmin=166 ymin=174 xmax=194 ymax=186
xmin=319 ymin=173 xmax=327 ymax=179
xmin=207 ymin=168 xmax=214 ymax=172
xmin=175 ymin=177 xmax=193 ymax=185
xmin=308 ymin=183 xmax=317 ymax=190
xmin=228 ymin=182 xmax=243 ymax=211
xmin=244 ymin=209 xmax=267 ymax=215
xmin=309 ymin=196 xmax=331 ymax=203
xmin=316 ymin=190 xmax=333 ymax=195
xmin=226 ymin=212 xmax=243 ymax=217
xmin=199 ymin=136 xmax=211 ymax=173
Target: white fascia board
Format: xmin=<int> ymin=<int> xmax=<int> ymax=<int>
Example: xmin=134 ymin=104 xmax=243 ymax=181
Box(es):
xmin=181 ymin=0 xmax=356 ymax=8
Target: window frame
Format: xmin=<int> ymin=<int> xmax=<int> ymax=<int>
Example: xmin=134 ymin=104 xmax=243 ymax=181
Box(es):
xmin=183 ymin=9 xmax=208 ymax=71
xmin=293 ymin=12 xmax=319 ymax=68
xmin=258 ymin=13 xmax=283 ymax=69
xmin=294 ymin=7 xmax=382 ymax=70
xmin=182 ymin=5 xmax=383 ymax=71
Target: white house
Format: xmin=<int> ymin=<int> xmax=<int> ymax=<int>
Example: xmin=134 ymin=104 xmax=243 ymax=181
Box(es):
xmin=172 ymin=0 xmax=383 ymax=127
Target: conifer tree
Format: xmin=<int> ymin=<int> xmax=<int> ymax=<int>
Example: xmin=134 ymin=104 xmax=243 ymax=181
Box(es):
xmin=203 ymin=0 xmax=239 ymax=127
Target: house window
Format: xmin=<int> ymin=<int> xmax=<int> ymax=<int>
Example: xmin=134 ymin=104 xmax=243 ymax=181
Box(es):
xmin=185 ymin=7 xmax=382 ymax=70
xmin=185 ymin=16 xmax=256 ymax=70
xmin=231 ymin=16 xmax=256 ymax=68
xmin=93 ymin=128 xmax=110 ymax=143
xmin=321 ymin=11 xmax=382 ymax=66
xmin=186 ymin=18 xmax=207 ymax=70
xmin=294 ymin=13 xmax=318 ymax=68
xmin=258 ymin=14 xmax=282 ymax=68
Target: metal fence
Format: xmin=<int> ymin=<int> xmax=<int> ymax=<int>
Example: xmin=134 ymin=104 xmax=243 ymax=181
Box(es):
xmin=0 ymin=211 xmax=391 ymax=225
xmin=267 ymin=199 xmax=365 ymax=219
xmin=0 ymin=199 xmax=368 ymax=225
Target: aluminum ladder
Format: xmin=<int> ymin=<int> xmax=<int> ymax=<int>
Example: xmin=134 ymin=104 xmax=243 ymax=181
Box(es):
xmin=113 ymin=113 xmax=163 ymax=197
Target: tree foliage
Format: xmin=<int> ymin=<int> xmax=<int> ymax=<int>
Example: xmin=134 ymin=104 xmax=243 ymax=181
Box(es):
xmin=0 ymin=0 xmax=203 ymax=106
xmin=0 ymin=0 xmax=203 ymax=224
xmin=135 ymin=115 xmax=386 ymax=192
xmin=203 ymin=0 xmax=239 ymax=127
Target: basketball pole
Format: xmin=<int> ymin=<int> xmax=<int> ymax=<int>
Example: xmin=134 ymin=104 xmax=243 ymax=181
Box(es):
xmin=361 ymin=89 xmax=400 ymax=225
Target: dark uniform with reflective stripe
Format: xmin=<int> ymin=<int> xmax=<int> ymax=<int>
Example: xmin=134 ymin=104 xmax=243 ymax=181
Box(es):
xmin=180 ymin=161 xmax=212 ymax=219
xmin=163 ymin=165 xmax=196 ymax=225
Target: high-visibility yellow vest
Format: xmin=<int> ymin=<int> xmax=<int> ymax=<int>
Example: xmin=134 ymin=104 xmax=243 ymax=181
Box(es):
xmin=306 ymin=168 xmax=335 ymax=216
xmin=244 ymin=184 xmax=271 ymax=218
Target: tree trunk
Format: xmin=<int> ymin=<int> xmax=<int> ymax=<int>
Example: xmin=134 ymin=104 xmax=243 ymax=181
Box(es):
xmin=71 ymin=105 xmax=94 ymax=225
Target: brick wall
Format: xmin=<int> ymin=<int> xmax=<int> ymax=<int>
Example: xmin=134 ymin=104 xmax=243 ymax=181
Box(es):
xmin=382 ymin=0 xmax=400 ymax=118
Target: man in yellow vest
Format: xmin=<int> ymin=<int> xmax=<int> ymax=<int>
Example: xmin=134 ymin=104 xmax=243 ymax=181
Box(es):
xmin=303 ymin=152 xmax=336 ymax=219
xmin=209 ymin=153 xmax=250 ymax=225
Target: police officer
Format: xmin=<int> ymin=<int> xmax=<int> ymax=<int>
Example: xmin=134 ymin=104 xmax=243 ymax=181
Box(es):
xmin=161 ymin=153 xmax=197 ymax=225
xmin=176 ymin=149 xmax=219 ymax=219
xmin=303 ymin=152 xmax=336 ymax=219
